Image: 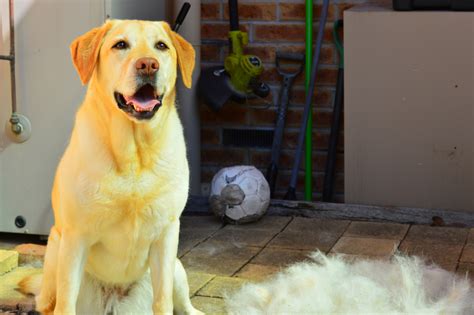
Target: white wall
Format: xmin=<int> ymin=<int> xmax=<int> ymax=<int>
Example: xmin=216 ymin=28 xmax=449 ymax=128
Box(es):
xmin=0 ymin=0 xmax=104 ymax=234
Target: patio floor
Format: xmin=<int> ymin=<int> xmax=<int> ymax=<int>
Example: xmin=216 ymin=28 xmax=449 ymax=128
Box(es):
xmin=2 ymin=214 xmax=474 ymax=314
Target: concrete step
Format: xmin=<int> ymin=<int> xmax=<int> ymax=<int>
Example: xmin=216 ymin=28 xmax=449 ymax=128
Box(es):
xmin=14 ymin=244 xmax=45 ymax=266
xmin=0 ymin=250 xmax=18 ymax=276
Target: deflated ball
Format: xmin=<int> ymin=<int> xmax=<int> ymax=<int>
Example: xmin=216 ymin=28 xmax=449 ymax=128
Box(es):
xmin=209 ymin=166 xmax=270 ymax=223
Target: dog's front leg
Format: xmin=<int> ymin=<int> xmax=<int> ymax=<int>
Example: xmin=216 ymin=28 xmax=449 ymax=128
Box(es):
xmin=149 ymin=221 xmax=180 ymax=315
xmin=54 ymin=230 xmax=87 ymax=315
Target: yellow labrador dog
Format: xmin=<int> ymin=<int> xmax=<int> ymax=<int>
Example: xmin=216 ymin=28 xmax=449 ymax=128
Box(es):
xmin=20 ymin=20 xmax=202 ymax=315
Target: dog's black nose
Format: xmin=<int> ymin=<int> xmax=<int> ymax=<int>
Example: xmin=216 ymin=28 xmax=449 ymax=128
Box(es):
xmin=135 ymin=57 xmax=159 ymax=76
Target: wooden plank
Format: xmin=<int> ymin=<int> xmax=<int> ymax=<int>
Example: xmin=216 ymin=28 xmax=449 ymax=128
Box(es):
xmin=184 ymin=195 xmax=474 ymax=227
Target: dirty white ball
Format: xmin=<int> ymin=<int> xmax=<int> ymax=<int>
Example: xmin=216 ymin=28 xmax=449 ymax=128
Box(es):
xmin=209 ymin=166 xmax=270 ymax=223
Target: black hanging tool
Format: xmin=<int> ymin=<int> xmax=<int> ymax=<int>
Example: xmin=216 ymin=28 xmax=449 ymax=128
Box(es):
xmin=173 ymin=2 xmax=191 ymax=32
xmin=266 ymin=52 xmax=304 ymax=196
xmin=322 ymin=19 xmax=344 ymax=202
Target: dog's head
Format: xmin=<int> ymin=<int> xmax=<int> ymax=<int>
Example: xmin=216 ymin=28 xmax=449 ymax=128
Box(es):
xmin=70 ymin=20 xmax=195 ymax=121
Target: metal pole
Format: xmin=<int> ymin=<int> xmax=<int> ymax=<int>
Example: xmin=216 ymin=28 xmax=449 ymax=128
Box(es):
xmin=9 ymin=0 xmax=17 ymax=114
xmin=0 ymin=0 xmax=31 ymax=142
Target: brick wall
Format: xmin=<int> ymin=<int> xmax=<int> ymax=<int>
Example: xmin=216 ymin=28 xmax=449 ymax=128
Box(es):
xmin=199 ymin=0 xmax=385 ymax=201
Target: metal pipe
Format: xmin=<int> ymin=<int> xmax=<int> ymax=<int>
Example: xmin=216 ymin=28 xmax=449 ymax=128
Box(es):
xmin=8 ymin=0 xmax=17 ymax=114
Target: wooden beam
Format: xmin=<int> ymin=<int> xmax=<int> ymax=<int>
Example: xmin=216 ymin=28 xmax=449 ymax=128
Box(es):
xmin=184 ymin=195 xmax=474 ymax=227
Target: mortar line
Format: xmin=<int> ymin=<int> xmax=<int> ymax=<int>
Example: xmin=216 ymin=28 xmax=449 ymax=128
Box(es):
xmin=179 ymin=221 xmax=227 ymax=258
xmin=326 ymin=219 xmax=352 ymax=254
xmin=455 ymin=227 xmax=471 ymax=272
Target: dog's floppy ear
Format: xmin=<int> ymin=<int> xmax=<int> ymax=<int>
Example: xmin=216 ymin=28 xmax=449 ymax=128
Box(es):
xmin=70 ymin=21 xmax=112 ymax=85
xmin=163 ymin=23 xmax=195 ymax=89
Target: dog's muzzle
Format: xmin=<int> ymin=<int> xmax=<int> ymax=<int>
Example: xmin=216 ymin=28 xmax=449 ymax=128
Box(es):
xmin=114 ymin=84 xmax=163 ymax=120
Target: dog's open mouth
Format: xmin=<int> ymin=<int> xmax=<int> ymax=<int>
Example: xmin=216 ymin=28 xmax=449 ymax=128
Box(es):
xmin=114 ymin=84 xmax=163 ymax=120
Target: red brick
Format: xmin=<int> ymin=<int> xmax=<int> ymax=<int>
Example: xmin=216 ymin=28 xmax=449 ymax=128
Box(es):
xmin=249 ymin=150 xmax=294 ymax=169
xmin=201 ymin=167 xmax=220 ymax=182
xmin=201 ymin=45 xmax=222 ymax=62
xmin=200 ymin=104 xmax=247 ymax=125
xmin=313 ymin=110 xmax=334 ymax=128
xmin=321 ymin=45 xmax=336 ymax=64
xmin=282 ymin=131 xmax=298 ymax=149
xmin=313 ymin=152 xmax=344 ymax=173
xmin=201 ymin=148 xmax=247 ymax=166
xmin=254 ymin=24 xmax=306 ymax=42
xmin=248 ymin=107 xmax=276 ymax=126
xmin=245 ymin=45 xmax=276 ymax=63
xmin=291 ymin=88 xmax=333 ymax=107
xmin=313 ymin=131 xmax=344 ymax=151
xmin=224 ymin=3 xmax=277 ymax=20
xmin=316 ymin=67 xmax=339 ymax=86
xmin=201 ymin=128 xmax=221 ymax=146
xmin=314 ymin=173 xmax=345 ymax=193
xmin=202 ymin=23 xmax=249 ymax=40
xmin=337 ymin=3 xmax=356 ymax=20
xmin=259 ymin=66 xmax=281 ymax=85
xmin=285 ymin=108 xmax=303 ymax=126
xmin=279 ymin=3 xmax=335 ymax=21
xmin=201 ymin=3 xmax=221 ymax=20
xmin=275 ymin=170 xmax=306 ymax=191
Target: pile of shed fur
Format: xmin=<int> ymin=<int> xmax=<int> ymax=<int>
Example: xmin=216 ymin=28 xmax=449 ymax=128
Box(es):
xmin=225 ymin=252 xmax=473 ymax=314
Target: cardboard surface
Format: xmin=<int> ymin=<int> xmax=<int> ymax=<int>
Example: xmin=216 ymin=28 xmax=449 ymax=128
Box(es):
xmin=345 ymin=6 xmax=474 ymax=211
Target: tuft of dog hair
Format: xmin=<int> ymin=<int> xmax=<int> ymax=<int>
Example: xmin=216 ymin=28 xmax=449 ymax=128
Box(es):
xmin=18 ymin=272 xmax=43 ymax=296
xmin=225 ymin=252 xmax=474 ymax=314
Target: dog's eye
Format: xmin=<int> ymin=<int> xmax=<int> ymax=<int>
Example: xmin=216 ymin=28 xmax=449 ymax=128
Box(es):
xmin=113 ymin=41 xmax=128 ymax=50
xmin=155 ymin=41 xmax=168 ymax=50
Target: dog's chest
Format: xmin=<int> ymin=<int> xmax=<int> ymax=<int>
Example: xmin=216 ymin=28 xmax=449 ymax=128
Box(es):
xmin=86 ymin=214 xmax=164 ymax=283
xmin=81 ymin=159 xmax=186 ymax=214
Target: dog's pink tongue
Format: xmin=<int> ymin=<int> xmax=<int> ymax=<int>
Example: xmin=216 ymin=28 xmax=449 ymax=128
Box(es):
xmin=124 ymin=95 xmax=159 ymax=111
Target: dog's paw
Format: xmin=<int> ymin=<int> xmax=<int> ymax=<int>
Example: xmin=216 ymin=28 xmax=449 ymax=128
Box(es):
xmin=35 ymin=294 xmax=55 ymax=315
xmin=188 ymin=309 xmax=205 ymax=315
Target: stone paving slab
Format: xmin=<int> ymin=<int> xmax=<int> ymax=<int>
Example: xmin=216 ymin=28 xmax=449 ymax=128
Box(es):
xmin=191 ymin=296 xmax=226 ymax=315
xmin=208 ymin=227 xmax=277 ymax=248
xmin=251 ymin=247 xmax=312 ymax=268
xmin=404 ymin=225 xmax=469 ymax=245
xmin=399 ymin=241 xmax=463 ymax=271
xmin=460 ymin=244 xmax=474 ymax=263
xmin=197 ymin=276 xmax=247 ymax=298
xmin=0 ymin=251 xmax=18 ymax=276
xmin=234 ymin=263 xmax=281 ymax=281
xmin=467 ymin=228 xmax=474 ymax=243
xmin=330 ymin=237 xmax=399 ymax=257
xmin=178 ymin=229 xmax=215 ymax=258
xmin=344 ymin=221 xmax=409 ymax=240
xmin=180 ymin=216 xmax=224 ymax=231
xmin=457 ymin=263 xmax=474 ymax=282
xmin=181 ymin=240 xmax=259 ymax=276
xmin=187 ymin=271 xmax=215 ymax=296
